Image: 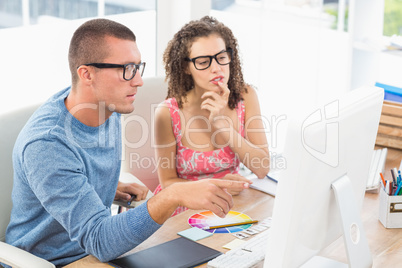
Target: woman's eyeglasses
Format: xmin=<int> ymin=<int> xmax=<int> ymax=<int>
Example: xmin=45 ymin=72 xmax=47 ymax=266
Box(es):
xmin=185 ymin=49 xmax=232 ymax=70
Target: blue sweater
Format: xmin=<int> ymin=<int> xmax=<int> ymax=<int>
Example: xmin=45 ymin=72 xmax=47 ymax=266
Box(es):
xmin=5 ymin=87 xmax=161 ymax=266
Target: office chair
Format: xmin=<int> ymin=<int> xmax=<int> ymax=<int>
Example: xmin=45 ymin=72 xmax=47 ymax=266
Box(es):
xmin=0 ymin=103 xmax=55 ymax=268
xmin=0 ymin=77 xmax=167 ymax=264
xmin=120 ymin=76 xmax=168 ymax=193
xmin=114 ymin=76 xmax=167 ymax=212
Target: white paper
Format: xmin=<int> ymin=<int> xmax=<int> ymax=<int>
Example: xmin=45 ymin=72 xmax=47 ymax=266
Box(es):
xmin=249 ymin=175 xmax=277 ymax=196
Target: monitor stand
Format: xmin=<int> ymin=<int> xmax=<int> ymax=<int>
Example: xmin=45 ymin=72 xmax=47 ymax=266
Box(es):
xmin=301 ymin=174 xmax=373 ymax=268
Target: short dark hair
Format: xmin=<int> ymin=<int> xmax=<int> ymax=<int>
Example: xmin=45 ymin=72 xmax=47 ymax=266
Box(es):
xmin=68 ymin=18 xmax=136 ymax=86
xmin=163 ymin=16 xmax=247 ymax=109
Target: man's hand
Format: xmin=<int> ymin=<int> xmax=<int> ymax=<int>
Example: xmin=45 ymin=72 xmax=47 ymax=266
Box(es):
xmin=114 ymin=181 xmax=149 ymax=202
xmin=174 ymin=179 xmax=249 ymax=217
xmin=147 ymin=179 xmax=249 ymax=224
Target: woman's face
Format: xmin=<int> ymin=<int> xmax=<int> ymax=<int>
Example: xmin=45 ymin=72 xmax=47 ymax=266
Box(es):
xmin=187 ymin=34 xmax=230 ymax=94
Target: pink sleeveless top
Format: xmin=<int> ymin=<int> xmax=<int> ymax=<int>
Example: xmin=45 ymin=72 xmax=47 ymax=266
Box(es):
xmin=153 ymin=97 xmax=245 ymax=216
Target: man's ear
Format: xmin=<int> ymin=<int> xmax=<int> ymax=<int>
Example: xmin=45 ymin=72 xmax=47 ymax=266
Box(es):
xmin=77 ymin=66 xmax=92 ymax=84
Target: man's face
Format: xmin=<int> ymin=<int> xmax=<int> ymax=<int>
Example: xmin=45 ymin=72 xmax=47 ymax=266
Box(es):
xmin=90 ymin=36 xmax=144 ymax=115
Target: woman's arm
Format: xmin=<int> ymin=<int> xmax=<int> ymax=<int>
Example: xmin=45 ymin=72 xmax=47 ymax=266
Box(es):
xmin=202 ymin=83 xmax=270 ymax=178
xmin=240 ymin=85 xmax=270 ymax=177
xmin=154 ymin=102 xmax=188 ymax=189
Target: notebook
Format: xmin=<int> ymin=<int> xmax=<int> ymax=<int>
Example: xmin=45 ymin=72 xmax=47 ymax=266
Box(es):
xmin=108 ymin=237 xmax=222 ymax=268
xmin=247 ymin=174 xmax=278 ymax=196
xmin=239 ymin=163 xmax=279 ymax=196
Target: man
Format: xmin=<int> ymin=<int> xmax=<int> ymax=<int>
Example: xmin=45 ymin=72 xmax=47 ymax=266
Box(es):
xmin=5 ymin=18 xmax=248 ymax=266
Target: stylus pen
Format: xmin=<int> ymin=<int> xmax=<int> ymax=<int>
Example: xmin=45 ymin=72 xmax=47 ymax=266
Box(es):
xmin=202 ymin=220 xmax=258 ymax=230
xmin=127 ymin=195 xmax=137 ymax=206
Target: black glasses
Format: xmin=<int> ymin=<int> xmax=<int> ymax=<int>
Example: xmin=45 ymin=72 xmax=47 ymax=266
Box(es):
xmin=185 ymin=49 xmax=232 ymax=70
xmin=80 ymin=62 xmax=146 ymax=81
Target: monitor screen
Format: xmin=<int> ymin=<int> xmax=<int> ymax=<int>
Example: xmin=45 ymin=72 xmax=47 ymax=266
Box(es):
xmin=264 ymin=86 xmax=384 ymax=267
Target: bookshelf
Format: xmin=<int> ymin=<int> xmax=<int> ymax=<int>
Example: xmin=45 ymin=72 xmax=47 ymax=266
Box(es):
xmin=377 ymin=100 xmax=402 ymax=150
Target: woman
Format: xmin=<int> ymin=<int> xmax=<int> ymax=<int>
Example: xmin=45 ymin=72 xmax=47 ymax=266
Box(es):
xmin=153 ymin=16 xmax=270 ymax=216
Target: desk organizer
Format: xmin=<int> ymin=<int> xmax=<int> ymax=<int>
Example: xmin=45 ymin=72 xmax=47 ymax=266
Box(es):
xmin=379 ymin=188 xmax=402 ymax=228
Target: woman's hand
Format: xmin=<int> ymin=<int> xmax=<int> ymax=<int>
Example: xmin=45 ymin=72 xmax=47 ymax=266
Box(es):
xmin=201 ymin=81 xmax=231 ymax=128
xmin=221 ymin=174 xmax=252 ymax=196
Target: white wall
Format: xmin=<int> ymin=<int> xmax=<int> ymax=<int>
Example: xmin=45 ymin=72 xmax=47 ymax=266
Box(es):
xmin=0 ymin=11 xmax=156 ymax=115
xmin=0 ymin=3 xmax=376 ymax=153
xmin=156 ymin=0 xmax=211 ymax=76
xmin=378 ymin=52 xmax=402 ymax=88
xmin=211 ymin=6 xmax=350 ymax=152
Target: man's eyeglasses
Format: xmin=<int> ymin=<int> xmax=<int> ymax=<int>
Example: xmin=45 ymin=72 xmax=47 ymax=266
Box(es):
xmin=79 ymin=62 xmax=146 ymax=81
xmin=185 ymin=49 xmax=232 ymax=70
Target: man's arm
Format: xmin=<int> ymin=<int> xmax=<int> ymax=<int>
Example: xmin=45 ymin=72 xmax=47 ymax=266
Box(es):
xmin=21 ymin=139 xmax=160 ymax=263
xmin=19 ymin=140 xmax=247 ymax=262
xmin=147 ymin=179 xmax=249 ymax=224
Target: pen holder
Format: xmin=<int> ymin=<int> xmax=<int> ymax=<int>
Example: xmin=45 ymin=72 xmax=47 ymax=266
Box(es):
xmin=379 ymin=189 xmax=402 ymax=228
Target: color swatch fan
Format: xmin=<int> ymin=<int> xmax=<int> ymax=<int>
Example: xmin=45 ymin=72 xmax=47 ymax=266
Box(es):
xmin=188 ymin=210 xmax=253 ymax=233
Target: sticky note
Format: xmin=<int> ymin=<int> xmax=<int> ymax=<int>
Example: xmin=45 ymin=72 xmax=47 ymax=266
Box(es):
xmin=222 ymin=239 xmax=246 ymax=250
xmin=177 ymin=227 xmax=213 ymax=241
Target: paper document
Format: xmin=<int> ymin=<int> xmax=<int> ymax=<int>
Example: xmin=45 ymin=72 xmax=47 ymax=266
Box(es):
xmin=366 ymin=148 xmax=388 ymax=192
xmin=239 ymin=164 xmax=280 ymax=196
xmin=248 ymin=175 xmax=278 ymax=196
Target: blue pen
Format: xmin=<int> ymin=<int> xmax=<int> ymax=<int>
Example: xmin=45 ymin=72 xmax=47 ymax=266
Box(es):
xmin=266 ymin=175 xmax=278 ymax=183
xmin=394 ymin=183 xmax=402 ymax=196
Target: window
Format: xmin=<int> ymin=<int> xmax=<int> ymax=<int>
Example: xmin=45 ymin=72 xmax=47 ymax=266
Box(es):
xmin=0 ymin=0 xmax=156 ymax=114
xmin=0 ymin=0 xmax=24 ymax=28
xmin=0 ymin=0 xmax=155 ymax=28
xmin=384 ymin=0 xmax=402 ymax=36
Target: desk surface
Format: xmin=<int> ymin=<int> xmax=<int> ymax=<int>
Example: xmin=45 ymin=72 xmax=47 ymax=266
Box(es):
xmin=65 ymin=147 xmax=402 ymax=268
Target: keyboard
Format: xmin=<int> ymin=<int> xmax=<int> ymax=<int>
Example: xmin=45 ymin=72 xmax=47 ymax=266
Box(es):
xmin=366 ymin=148 xmax=388 ymax=191
xmin=207 ymin=228 xmax=271 ymax=268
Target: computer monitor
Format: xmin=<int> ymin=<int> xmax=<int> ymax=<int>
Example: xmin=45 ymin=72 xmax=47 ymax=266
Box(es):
xmin=264 ymin=86 xmax=384 ymax=267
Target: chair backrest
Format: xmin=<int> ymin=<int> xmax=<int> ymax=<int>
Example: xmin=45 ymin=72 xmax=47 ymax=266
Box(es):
xmin=0 ymin=77 xmax=167 ymax=242
xmin=121 ymin=76 xmax=168 ymax=192
xmin=0 ymin=104 xmax=41 ymax=242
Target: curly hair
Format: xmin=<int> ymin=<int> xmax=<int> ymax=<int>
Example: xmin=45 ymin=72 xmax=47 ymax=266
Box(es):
xmin=163 ymin=16 xmax=248 ymax=109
